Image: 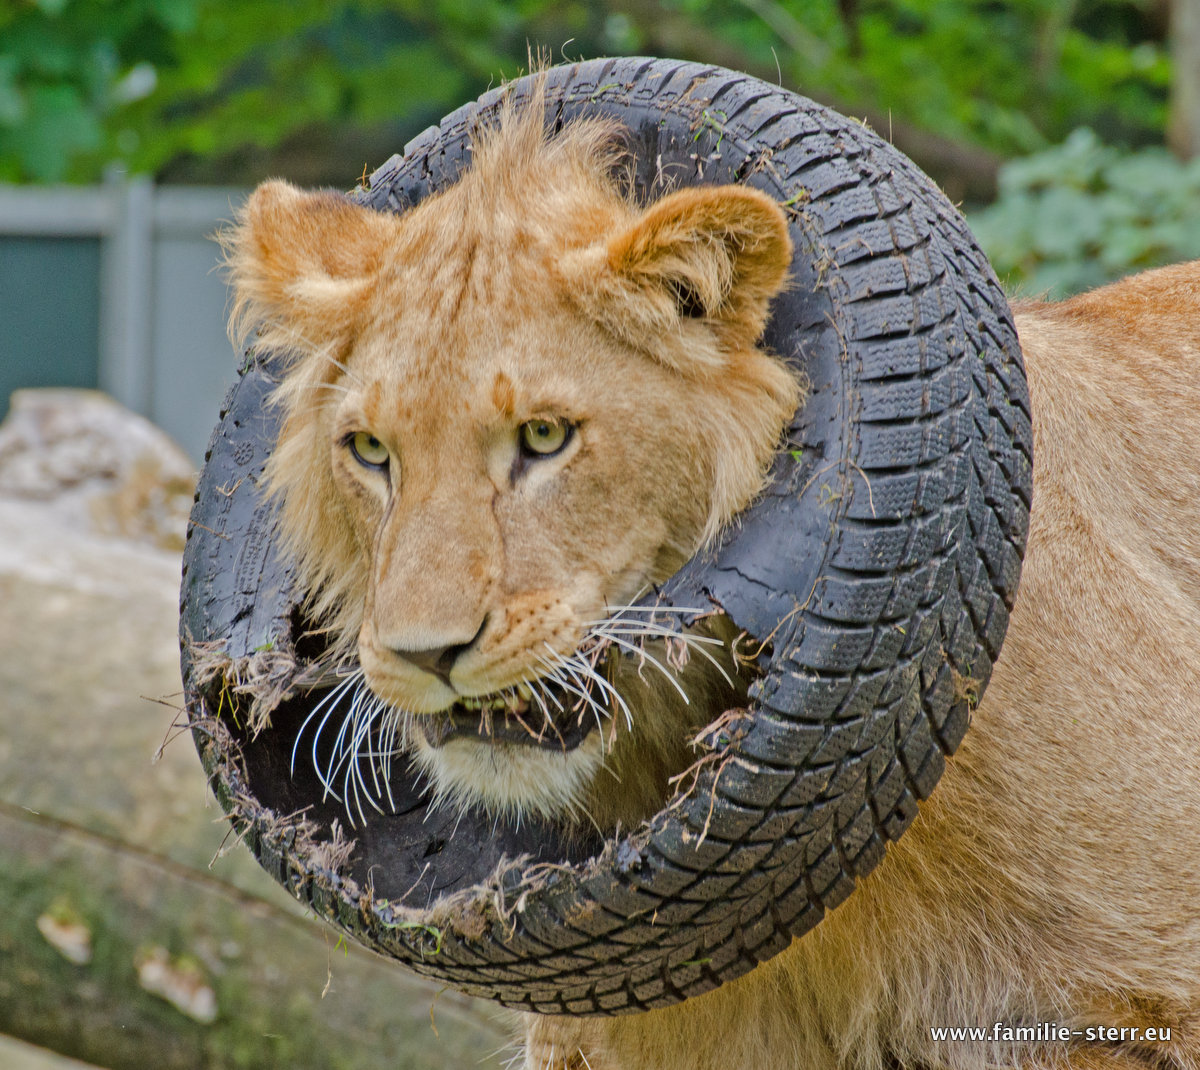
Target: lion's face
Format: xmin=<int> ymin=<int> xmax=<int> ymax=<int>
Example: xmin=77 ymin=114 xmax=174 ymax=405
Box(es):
xmin=226 ymin=102 xmax=800 ymax=826
xmin=326 ymin=271 xmax=732 ymax=715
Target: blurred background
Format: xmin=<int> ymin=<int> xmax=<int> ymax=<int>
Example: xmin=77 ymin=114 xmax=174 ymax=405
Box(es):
xmin=1 ymin=1 xmax=1198 ymax=1067
xmin=4 ymin=0 xmax=1200 ymax=457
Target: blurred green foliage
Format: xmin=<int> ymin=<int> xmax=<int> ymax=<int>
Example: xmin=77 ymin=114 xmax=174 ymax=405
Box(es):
xmin=663 ymin=0 xmax=1170 ymax=155
xmin=2 ymin=0 xmax=1196 ymax=298
xmin=0 ymin=0 xmax=545 ymax=183
xmin=969 ymin=128 xmax=1200 ymax=298
xmin=0 ymin=0 xmax=190 ymax=181
xmin=0 ymin=0 xmax=1177 ymax=184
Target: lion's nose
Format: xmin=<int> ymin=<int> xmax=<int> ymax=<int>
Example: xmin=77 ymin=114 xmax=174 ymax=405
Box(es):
xmin=393 ymin=618 xmax=488 ymax=684
xmin=396 ymin=644 xmax=463 ymax=685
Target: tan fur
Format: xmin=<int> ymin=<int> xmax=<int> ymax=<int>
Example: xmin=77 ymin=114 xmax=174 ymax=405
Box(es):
xmin=223 ymin=90 xmax=799 ymax=828
xmin=226 ymin=77 xmax=1200 ymax=1069
xmin=524 ymin=261 xmax=1200 ymax=1069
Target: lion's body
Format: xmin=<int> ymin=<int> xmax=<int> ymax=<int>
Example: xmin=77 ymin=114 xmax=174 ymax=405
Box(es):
xmin=526 ymin=262 xmax=1200 ymax=1070
xmin=227 ymin=85 xmax=1200 ymax=1070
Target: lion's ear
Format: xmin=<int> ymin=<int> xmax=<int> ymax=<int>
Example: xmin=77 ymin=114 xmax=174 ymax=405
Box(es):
xmin=562 ymin=185 xmax=792 ymax=373
xmin=224 ymin=179 xmax=394 ymax=353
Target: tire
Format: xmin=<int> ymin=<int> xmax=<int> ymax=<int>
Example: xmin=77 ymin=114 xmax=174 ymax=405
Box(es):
xmin=180 ymin=56 xmax=1032 ymax=1015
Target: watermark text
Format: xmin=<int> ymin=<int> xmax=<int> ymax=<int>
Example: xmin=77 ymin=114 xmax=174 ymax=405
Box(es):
xmin=930 ymin=1023 xmax=1172 ymax=1044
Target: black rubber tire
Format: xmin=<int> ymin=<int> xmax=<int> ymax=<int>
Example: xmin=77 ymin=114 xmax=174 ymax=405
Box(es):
xmin=180 ymin=56 xmax=1032 ymax=1016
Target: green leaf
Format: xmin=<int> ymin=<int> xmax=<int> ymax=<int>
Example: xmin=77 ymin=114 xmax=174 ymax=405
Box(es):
xmin=3 ymin=83 xmax=102 ymax=181
xmin=0 ymin=0 xmax=1183 ymax=187
xmin=970 ymin=129 xmax=1200 ymax=299
xmin=0 ymin=55 xmax=25 ymax=126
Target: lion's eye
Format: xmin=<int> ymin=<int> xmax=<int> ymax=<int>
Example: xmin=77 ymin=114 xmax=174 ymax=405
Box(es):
xmin=519 ymin=418 xmax=571 ymax=457
xmin=349 ymin=431 xmax=389 ymax=470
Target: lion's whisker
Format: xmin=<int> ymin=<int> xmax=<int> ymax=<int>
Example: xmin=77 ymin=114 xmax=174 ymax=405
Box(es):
xmin=340 ymin=682 xmax=388 ymax=824
xmin=525 ymin=677 xmax=554 ymax=726
xmin=544 ymin=652 xmax=604 ymax=719
xmin=532 ymin=653 xmax=570 ymax=714
xmin=600 ymin=634 xmax=691 ymax=703
xmin=588 ymin=621 xmax=723 ymax=646
xmin=531 ymin=675 xmax=564 ymax=719
xmin=360 ymin=694 xmax=392 ymax=812
xmin=379 ymin=708 xmax=403 ymax=811
xmin=594 ymin=621 xmax=736 ymax=688
xmin=558 ymin=659 xmax=613 ymax=742
xmin=598 ymin=603 xmax=712 ymax=618
xmin=567 ymin=655 xmax=633 ymax=732
xmin=559 ymin=659 xmax=600 ymax=714
xmin=317 ymin=349 xmax=365 ymax=386
xmin=292 ymin=668 xmax=361 ymax=778
xmin=585 ymin=612 xmax=736 ymax=685
xmin=334 ymin=685 xmax=403 ymax=825
xmin=571 ymin=671 xmax=619 ymax=748
xmin=530 ymin=687 xmax=551 ymax=726
xmin=298 ymin=670 xmax=365 ymax=803
xmin=327 ymin=678 xmax=369 ymax=783
xmin=299 ymin=379 xmax=352 ymax=396
xmin=540 ymin=647 xmax=601 ymax=728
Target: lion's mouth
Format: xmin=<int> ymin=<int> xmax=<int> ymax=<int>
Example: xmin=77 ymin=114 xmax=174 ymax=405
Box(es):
xmin=419 ymin=681 xmax=602 ymax=751
xmin=291 ymin=605 xmax=722 ymax=821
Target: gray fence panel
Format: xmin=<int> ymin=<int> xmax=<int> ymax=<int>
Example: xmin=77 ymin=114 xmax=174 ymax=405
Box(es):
xmin=0 ymin=179 xmax=248 ymax=463
xmin=0 ymin=235 xmax=102 ymax=407
xmin=150 ymin=232 xmax=242 ymax=462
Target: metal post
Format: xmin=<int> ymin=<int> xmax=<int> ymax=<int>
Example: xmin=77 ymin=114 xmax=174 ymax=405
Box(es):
xmin=1170 ymin=0 xmax=1200 ymax=159
xmin=99 ymin=171 xmax=155 ymax=416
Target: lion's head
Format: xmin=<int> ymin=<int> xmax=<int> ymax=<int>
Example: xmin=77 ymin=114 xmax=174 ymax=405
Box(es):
xmin=225 ymin=93 xmax=801 ymax=831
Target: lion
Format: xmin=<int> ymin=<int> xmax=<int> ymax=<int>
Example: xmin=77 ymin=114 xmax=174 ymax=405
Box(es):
xmin=224 ymin=96 xmax=800 ymax=833
xmin=522 ymin=264 xmax=1200 ymax=1070
xmin=225 ymin=89 xmax=1200 ymax=1070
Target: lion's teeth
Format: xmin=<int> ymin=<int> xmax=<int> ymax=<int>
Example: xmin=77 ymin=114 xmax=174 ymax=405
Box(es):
xmin=460 ymin=689 xmax=534 ymax=713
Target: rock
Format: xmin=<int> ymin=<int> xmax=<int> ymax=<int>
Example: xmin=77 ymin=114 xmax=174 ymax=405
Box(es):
xmin=0 ymin=389 xmax=196 ymax=551
xmin=0 ymin=1034 xmax=102 ymax=1070
xmin=0 ymin=389 xmax=508 ymax=1069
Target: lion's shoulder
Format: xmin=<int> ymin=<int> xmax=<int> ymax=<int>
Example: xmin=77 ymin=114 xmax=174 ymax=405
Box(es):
xmin=1014 ymin=259 xmax=1200 ymax=357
